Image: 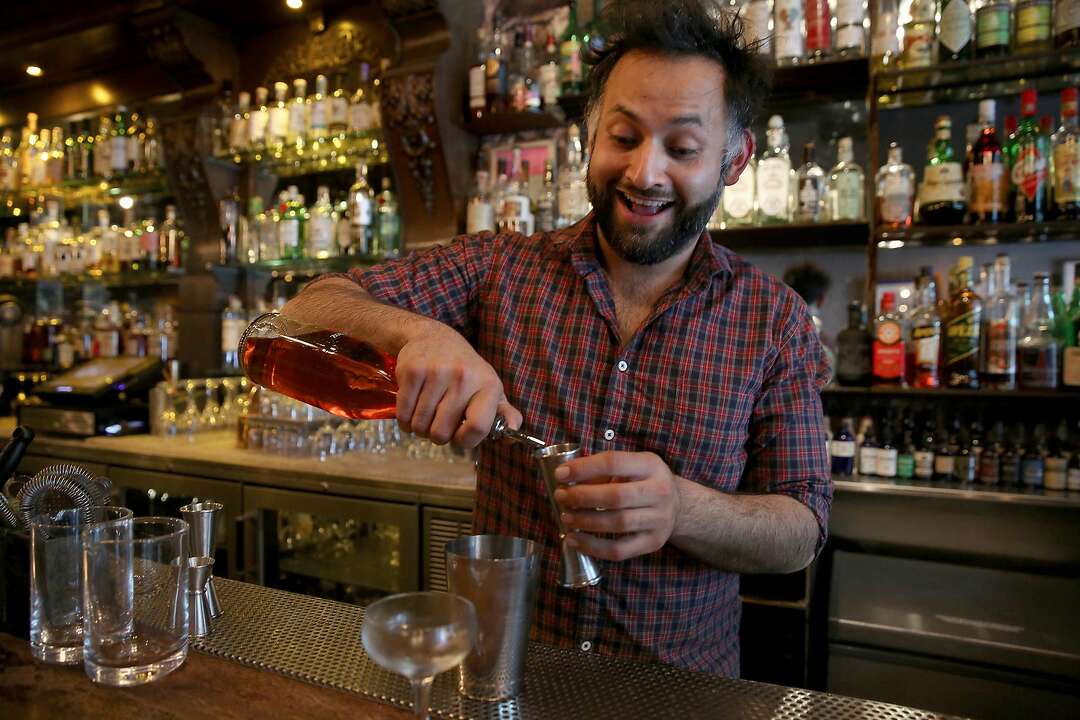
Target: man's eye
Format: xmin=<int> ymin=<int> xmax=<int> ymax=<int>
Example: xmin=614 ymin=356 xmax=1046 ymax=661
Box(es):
xmin=611 ymin=135 xmax=636 ymax=147
xmin=670 ymin=147 xmax=699 ymax=158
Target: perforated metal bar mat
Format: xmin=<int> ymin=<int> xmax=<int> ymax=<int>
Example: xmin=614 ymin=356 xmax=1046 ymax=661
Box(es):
xmin=193 ymin=579 xmax=963 ymax=720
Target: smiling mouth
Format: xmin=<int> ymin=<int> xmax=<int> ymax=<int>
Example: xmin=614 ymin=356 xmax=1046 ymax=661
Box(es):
xmin=617 ymin=189 xmax=675 ymax=217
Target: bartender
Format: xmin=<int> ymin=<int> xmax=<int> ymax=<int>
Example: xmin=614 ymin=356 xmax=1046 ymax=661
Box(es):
xmin=283 ymin=0 xmax=831 ymax=677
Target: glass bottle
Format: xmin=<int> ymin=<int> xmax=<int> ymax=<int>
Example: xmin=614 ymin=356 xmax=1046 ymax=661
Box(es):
xmin=902 ymin=0 xmax=936 ymax=68
xmin=897 ymin=429 xmax=916 ymax=479
xmin=835 ymin=0 xmax=867 ymax=56
xmin=79 ymin=119 xmax=95 ymax=179
xmin=1021 ymin=424 xmax=1047 ymax=488
xmin=1015 ymin=0 xmax=1053 ymax=50
xmin=557 ymin=125 xmax=590 ymax=228
xmin=508 ymin=31 xmax=529 ymax=113
xmin=876 ymin=142 xmax=915 ymax=228
xmin=795 ymin=142 xmax=826 ymax=223
xmin=956 ymin=427 xmax=978 ymax=483
xmin=560 ymin=2 xmax=585 ymax=96
xmin=805 ymin=0 xmax=832 ymax=61
xmin=536 ymin=163 xmax=557 ymax=233
xmin=723 ymin=156 xmax=756 ymax=227
xmin=1014 ymin=89 xmax=1051 ymax=222
xmin=266 ymin=82 xmax=288 ymax=156
xmin=757 ymin=115 xmax=793 ymax=224
xmin=981 ymin=253 xmax=1018 ymax=389
xmin=836 ymin=301 xmax=873 ymax=386
xmin=910 ymin=270 xmax=942 ymax=388
xmin=376 ymin=177 xmax=401 ymax=258
xmin=914 ymin=416 xmax=935 ymax=480
xmin=858 ymin=416 xmax=879 ymax=476
xmin=159 ymin=204 xmax=185 ymax=270
xmin=1052 ymin=87 xmax=1080 ymax=220
xmin=872 ymin=0 xmax=901 ymax=67
xmin=831 ymin=417 xmax=857 ymax=475
xmin=539 ymin=32 xmax=561 ymax=110
xmin=249 ymin=87 xmax=270 ymax=156
xmin=1018 ymin=272 xmax=1059 ymax=388
xmin=877 ymin=423 xmax=899 ymax=478
xmin=1000 ymin=423 xmax=1023 ymax=485
xmin=110 ymin=107 xmax=129 ymax=179
xmin=919 ymin=116 xmax=968 ymax=224
xmin=939 ymin=0 xmax=975 ymax=61
xmin=1045 ymin=420 xmax=1070 ymax=490
xmin=745 ymin=0 xmax=774 ymax=57
xmin=309 ymin=186 xmax=336 ymax=260
xmin=774 ymin=0 xmax=806 ymax=65
xmin=979 ymin=422 xmax=1003 ymax=485
xmin=829 ymin=137 xmax=865 ymax=221
xmin=309 ymin=74 xmax=329 ymax=142
xmin=329 ymin=74 xmax=350 ymax=137
xmin=943 ymin=256 xmax=982 ymax=389
xmin=975 ymin=0 xmax=1012 ymax=56
xmin=873 ymin=291 xmax=906 ymax=385
xmin=349 ymin=63 xmax=376 ymax=135
xmin=469 ymin=28 xmax=490 ymax=121
xmin=467 ymin=169 xmax=496 ymax=234
xmin=933 ymin=418 xmax=957 ymax=482
xmin=230 ymin=91 xmax=250 ymax=156
xmin=1056 ymin=0 xmax=1080 ymax=47
xmin=345 ymin=162 xmax=374 ymax=256
xmin=279 ymin=186 xmax=305 ymax=260
xmin=288 ymin=78 xmax=309 ymax=150
xmin=970 ymin=99 xmax=1008 ymax=222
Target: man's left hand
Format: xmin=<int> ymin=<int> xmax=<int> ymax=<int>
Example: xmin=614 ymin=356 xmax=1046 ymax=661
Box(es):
xmin=552 ymin=451 xmax=683 ymax=561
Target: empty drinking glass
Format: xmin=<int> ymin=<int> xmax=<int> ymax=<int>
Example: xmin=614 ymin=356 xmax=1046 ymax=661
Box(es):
xmin=200 ymin=379 xmax=220 ymax=430
xmin=29 ymin=506 xmax=133 ymax=665
xmin=82 ymin=517 xmax=190 ymax=686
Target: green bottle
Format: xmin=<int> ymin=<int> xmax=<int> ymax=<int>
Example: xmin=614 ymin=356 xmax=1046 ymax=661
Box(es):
xmin=896 ymin=430 xmax=916 ymax=479
xmin=560 ymin=1 xmax=584 ymax=96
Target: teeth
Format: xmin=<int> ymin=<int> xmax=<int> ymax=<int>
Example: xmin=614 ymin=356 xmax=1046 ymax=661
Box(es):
xmin=620 ymin=191 xmax=670 ymax=207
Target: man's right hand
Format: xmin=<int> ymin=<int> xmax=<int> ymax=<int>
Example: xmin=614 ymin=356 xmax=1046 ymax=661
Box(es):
xmin=394 ymin=323 xmax=522 ymax=449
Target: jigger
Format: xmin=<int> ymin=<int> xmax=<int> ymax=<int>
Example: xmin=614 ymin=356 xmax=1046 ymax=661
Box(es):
xmin=180 ymin=502 xmax=223 ymax=618
xmin=185 ymin=557 xmax=214 ymax=638
xmin=535 ymin=443 xmax=602 ymax=588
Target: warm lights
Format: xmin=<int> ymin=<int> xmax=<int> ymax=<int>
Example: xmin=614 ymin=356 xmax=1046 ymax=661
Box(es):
xmin=286 ymin=0 xmax=303 ymax=9
xmin=25 ymin=65 xmax=43 ymax=77
xmin=118 ymin=195 xmax=135 ymax=210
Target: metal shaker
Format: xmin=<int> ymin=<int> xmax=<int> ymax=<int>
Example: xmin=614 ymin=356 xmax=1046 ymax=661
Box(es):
xmin=179 ymin=502 xmax=223 ymax=618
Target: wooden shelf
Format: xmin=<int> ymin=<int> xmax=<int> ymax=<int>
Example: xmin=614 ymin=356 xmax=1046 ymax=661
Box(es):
xmin=464 ymin=109 xmax=569 ymax=136
xmin=822 ymin=385 xmax=1080 ymax=401
xmin=213 ymin=255 xmax=381 ymax=279
xmin=710 ymin=221 xmax=869 ymax=250
xmin=0 ymin=270 xmax=182 ymax=291
xmin=770 ymin=56 xmax=870 ymax=105
xmin=875 ymin=221 xmax=1080 ymax=248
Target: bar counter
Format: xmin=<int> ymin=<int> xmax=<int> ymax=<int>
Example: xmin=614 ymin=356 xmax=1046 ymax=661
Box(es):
xmin=0 ymin=578 xmax=959 ymax=720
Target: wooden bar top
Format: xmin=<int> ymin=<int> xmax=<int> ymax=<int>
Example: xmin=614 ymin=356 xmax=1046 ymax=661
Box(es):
xmin=0 ymin=633 xmax=410 ymax=720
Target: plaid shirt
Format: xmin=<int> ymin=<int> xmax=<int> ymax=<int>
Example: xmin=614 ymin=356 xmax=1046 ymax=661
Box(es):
xmin=329 ymin=215 xmax=831 ymax=677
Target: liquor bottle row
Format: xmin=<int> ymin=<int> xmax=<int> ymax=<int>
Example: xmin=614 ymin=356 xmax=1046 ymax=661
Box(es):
xmin=0 ymin=108 xmax=164 ymax=192
xmin=0 ymin=202 xmax=186 ymax=280
xmin=878 ymin=90 xmax=1080 ymax=227
xmin=465 ymin=126 xmax=591 ymax=234
xmin=835 ymin=254 xmax=1080 ymax=390
xmin=19 ymin=301 xmax=179 ymax=371
xmin=744 ymin=0 xmax=1080 ymax=69
xmin=708 ymin=115 xmax=865 ymax=228
xmin=211 ymin=63 xmax=384 ymax=161
xmin=467 ymin=1 xmax=601 ymax=119
xmin=827 ymin=411 xmax=1080 ymax=491
xmin=221 ymin=164 xmax=400 ymax=265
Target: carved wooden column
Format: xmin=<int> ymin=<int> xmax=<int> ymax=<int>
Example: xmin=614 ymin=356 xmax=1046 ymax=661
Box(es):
xmin=377 ymin=1 xmax=457 ymax=248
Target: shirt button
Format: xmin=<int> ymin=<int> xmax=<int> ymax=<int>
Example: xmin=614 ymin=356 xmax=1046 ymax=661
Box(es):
xmin=616 ymin=360 xmax=628 ymax=372
xmin=603 ymin=429 xmax=615 ymax=441
xmin=580 ymin=640 xmax=592 ymax=652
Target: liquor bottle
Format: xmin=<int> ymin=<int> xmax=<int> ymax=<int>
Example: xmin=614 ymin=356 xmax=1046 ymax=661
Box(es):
xmin=919 ymin=116 xmax=967 ymax=224
xmin=1000 ymin=423 xmax=1023 ymax=485
xmin=836 ymin=301 xmax=873 ymax=385
xmin=910 ymin=270 xmax=942 ymax=388
xmin=268 ymin=82 xmax=290 ymax=154
xmin=1003 ymin=114 xmax=1020 ymax=218
xmin=222 ymin=296 xmax=246 ymax=372
xmin=1057 ymin=0 xmax=1080 ymax=47
xmin=1015 ymin=0 xmax=1053 ymax=50
xmin=329 ymin=74 xmax=350 ymax=137
xmin=508 ymin=31 xmax=529 ymax=113
xmin=828 ymin=137 xmax=865 ymax=221
xmin=213 ymin=81 xmax=234 ymax=157
xmin=835 ymin=0 xmax=867 ymax=56
xmin=64 ymin=121 xmax=79 ymax=181
xmin=522 ymin=27 xmax=543 ymax=113
xmin=943 ymin=256 xmax=982 ymax=388
xmin=349 ymin=64 xmax=377 ymax=135
xmin=805 ymin=0 xmax=832 ymax=61
xmin=126 ymin=110 xmax=142 ymax=175
xmin=858 ymin=417 xmax=879 ymax=476
xmin=902 ymin=0 xmax=936 ymax=68
xmin=980 ymin=254 xmax=1018 ymax=389
xmin=795 ymin=142 xmax=826 ymax=222
xmin=230 ymin=91 xmax=250 ymax=156
xmin=873 ymin=291 xmax=906 ymax=385
xmin=0 ymin=129 xmax=17 ymax=191
xmin=876 ymin=142 xmax=915 ymax=228
xmin=469 ymin=28 xmax=489 ymax=120
xmin=79 ymin=119 xmax=95 ymax=180
xmin=1018 ymin=272 xmax=1059 ymax=388
xmin=723 ymin=156 xmax=756 ymax=227
xmin=249 ymin=87 xmax=270 ymax=155
xmin=970 ymin=100 xmax=1008 ymax=222
xmin=376 ymin=177 xmax=401 ymax=258
xmin=539 ymin=33 xmax=561 ymax=109
xmin=110 ymin=107 xmax=129 ymax=178
xmin=557 ymin=125 xmax=591 ymax=228
xmin=560 ymin=2 xmax=585 ymax=96
xmin=309 ymin=186 xmax=336 ymax=260
xmin=536 ymin=162 xmax=557 ymax=233
xmin=466 ymin=169 xmax=496 ymax=234
xmin=1052 ymin=88 xmax=1080 ymax=219
xmin=288 ymin=79 xmax=308 ymax=149
xmin=1068 ymin=422 xmax=1080 ymax=490
xmin=745 ymin=0 xmax=773 ymax=56
xmin=1014 ymin=89 xmax=1051 ymax=222
xmin=1045 ymin=420 xmax=1070 ymax=490
xmin=309 ymin=75 xmax=329 ymax=142
xmin=261 ymin=193 xmax=283 ymax=262
xmin=774 ymin=0 xmax=806 ymax=65
xmin=956 ymin=427 xmax=978 ymax=483
xmin=47 ymin=127 xmax=64 ymax=185
xmin=872 ymin=0 xmax=901 ymax=67
xmin=831 ymin=417 xmax=857 ymax=475
xmin=757 ymin=115 xmax=793 ymax=224
xmin=939 ymin=0 xmax=975 ymax=61
xmin=979 ymin=422 xmax=1003 ymax=484
xmin=279 ymin=186 xmax=305 ymax=260
xmin=877 ymin=423 xmax=899 ymax=478
xmin=1021 ymin=424 xmax=1047 ymax=487
xmin=975 ymin=0 xmax=1012 ymax=56
xmin=933 ymin=418 xmax=956 ymax=481
xmin=897 ymin=429 xmax=916 ymax=478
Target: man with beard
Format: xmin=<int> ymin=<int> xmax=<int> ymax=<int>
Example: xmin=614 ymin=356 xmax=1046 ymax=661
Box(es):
xmin=281 ymin=0 xmax=831 ymax=677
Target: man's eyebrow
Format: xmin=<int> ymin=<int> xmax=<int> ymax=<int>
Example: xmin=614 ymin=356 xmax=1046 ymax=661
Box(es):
xmin=611 ymin=104 xmax=703 ymax=128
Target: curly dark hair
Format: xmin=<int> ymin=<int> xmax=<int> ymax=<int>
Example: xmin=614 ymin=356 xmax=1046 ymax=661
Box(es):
xmin=583 ymin=0 xmax=772 ymax=141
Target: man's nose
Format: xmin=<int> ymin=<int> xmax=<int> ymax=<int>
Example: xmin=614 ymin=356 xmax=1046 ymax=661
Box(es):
xmin=625 ymin=140 xmax=666 ymax=191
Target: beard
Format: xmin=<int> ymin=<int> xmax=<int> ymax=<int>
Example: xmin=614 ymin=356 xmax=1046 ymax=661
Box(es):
xmin=587 ymin=169 xmax=725 ymax=266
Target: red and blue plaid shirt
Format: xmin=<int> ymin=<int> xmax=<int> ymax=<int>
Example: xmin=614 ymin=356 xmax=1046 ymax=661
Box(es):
xmin=330 ymin=214 xmax=831 ymax=676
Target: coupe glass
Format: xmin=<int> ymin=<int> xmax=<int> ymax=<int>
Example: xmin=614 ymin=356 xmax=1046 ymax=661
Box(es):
xmin=361 ymin=591 xmax=478 ymax=720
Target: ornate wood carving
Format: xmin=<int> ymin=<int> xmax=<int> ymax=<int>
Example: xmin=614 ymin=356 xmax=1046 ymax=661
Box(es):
xmin=130 ymin=8 xmax=212 ymax=91
xmin=381 ymin=73 xmax=438 ymax=214
xmin=262 ymin=23 xmax=380 ymax=86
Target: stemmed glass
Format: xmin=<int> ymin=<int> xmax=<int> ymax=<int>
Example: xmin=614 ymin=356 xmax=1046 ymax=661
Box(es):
xmin=361 ymin=592 xmax=478 ymax=720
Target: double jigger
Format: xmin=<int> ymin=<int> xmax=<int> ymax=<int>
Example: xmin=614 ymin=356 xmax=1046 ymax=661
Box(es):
xmin=179 ymin=501 xmax=224 ymax=636
xmin=489 ymin=417 xmax=601 ymax=588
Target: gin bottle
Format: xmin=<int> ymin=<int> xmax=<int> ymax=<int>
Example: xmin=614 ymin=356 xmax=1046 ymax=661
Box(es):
xmin=757 ymin=115 xmax=793 ymax=224
xmin=795 ymin=142 xmax=826 ymax=223
xmin=875 ymin=142 xmax=914 ymax=228
xmin=309 ymin=186 xmax=336 ymax=260
xmin=828 ymin=136 xmax=865 ymax=221
xmin=773 ymin=0 xmax=806 ymax=65
xmin=723 ymin=156 xmax=756 ymax=227
xmin=1017 ymin=272 xmax=1059 ymax=388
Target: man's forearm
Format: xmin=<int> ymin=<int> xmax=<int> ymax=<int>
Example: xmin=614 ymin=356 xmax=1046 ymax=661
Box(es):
xmin=281 ymin=276 xmax=441 ymax=354
xmin=669 ymin=477 xmax=820 ymax=574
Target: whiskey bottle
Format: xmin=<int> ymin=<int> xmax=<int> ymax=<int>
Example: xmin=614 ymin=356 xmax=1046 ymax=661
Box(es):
xmin=978 ymin=422 xmax=1003 ymax=485
xmin=943 ymin=256 xmax=982 ymax=389
xmin=1051 ymin=87 xmax=1080 ymax=220
xmin=919 ymin=116 xmax=967 ymax=224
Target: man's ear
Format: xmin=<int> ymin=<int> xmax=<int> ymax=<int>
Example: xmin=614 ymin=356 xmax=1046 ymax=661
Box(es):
xmin=724 ymin=127 xmax=756 ymax=187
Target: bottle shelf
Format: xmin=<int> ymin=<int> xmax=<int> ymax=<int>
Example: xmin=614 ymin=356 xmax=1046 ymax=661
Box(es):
xmin=0 ymin=269 xmax=183 ymax=290
xmin=214 ymin=131 xmax=388 ymax=177
xmin=875 ymin=220 xmax=1080 ymax=249
xmin=464 ymin=109 xmax=570 ymax=136
xmin=770 ymin=56 xmax=870 ymax=105
xmin=874 ymin=47 xmax=1080 ymax=109
xmin=710 ymin=221 xmax=869 ymax=250
xmin=0 ymin=172 xmax=170 ymax=207
xmin=215 ymin=255 xmax=382 ymax=278
xmin=833 ymin=474 xmax=1080 ymax=509
xmin=823 ymin=385 xmax=1080 ymax=401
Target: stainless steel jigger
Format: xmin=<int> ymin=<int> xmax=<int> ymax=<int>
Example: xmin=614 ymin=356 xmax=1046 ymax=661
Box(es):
xmin=186 ymin=556 xmax=214 ymax=638
xmin=180 ymin=502 xmax=223 ymax=618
